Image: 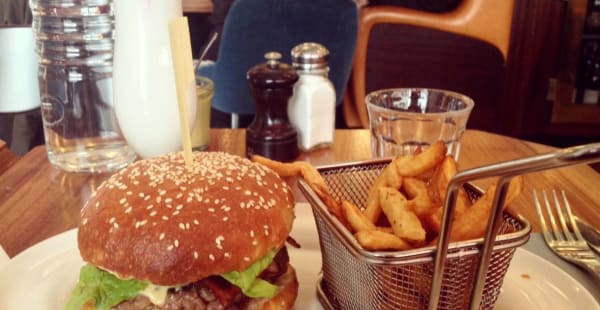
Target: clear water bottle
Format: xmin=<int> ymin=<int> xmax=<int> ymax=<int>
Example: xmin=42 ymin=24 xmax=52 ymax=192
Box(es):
xmin=30 ymin=0 xmax=136 ymax=173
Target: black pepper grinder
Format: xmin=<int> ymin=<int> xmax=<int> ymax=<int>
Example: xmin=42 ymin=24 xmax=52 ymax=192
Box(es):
xmin=246 ymin=52 xmax=299 ymax=162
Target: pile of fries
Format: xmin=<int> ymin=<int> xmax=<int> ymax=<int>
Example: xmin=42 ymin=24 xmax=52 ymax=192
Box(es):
xmin=252 ymin=140 xmax=523 ymax=251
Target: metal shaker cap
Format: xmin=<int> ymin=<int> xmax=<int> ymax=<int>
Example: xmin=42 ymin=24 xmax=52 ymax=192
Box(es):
xmin=291 ymin=42 xmax=329 ymax=72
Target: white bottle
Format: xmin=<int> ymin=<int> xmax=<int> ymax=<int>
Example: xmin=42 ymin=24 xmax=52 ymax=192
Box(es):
xmin=288 ymin=43 xmax=336 ymax=151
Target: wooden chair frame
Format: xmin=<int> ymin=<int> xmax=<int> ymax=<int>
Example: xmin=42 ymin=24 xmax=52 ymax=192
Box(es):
xmin=344 ymin=0 xmax=514 ymax=128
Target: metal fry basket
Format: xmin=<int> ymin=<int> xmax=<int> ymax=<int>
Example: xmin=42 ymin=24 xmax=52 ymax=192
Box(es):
xmin=298 ymin=143 xmax=600 ymax=310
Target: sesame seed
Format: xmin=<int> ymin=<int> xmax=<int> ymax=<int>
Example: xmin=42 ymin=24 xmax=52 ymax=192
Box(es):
xmin=250 ymin=230 xmax=255 ymax=237
xmin=109 ymin=217 xmax=116 ymax=224
xmin=162 ymin=216 xmax=169 ymax=221
xmin=208 ymin=208 xmax=215 ymax=213
xmin=174 ymin=239 xmax=179 ymax=247
xmin=167 ymin=245 xmax=174 ymax=251
xmin=176 ymin=204 xmax=183 ymax=210
xmin=82 ymin=218 xmax=88 ymax=226
xmin=179 ymin=223 xmax=185 ymax=230
xmin=209 ymin=254 xmax=215 ymax=261
xmin=159 ymin=233 xmax=165 ymax=240
xmin=125 ymin=206 xmax=132 ymax=214
xmin=224 ymin=252 xmax=231 ymax=258
xmin=193 ymin=220 xmax=199 ymax=225
xmin=243 ymin=257 xmax=250 ymax=262
xmin=113 ymin=222 xmax=119 ymax=229
xmin=146 ymin=204 xmax=154 ymax=210
xmin=194 ymin=251 xmax=198 ymax=259
xmin=119 ymin=198 xmax=126 ymax=204
xmin=223 ymin=217 xmax=228 ymax=221
xmin=216 ymin=235 xmax=224 ymax=249
xmin=150 ymin=210 xmax=157 ymax=216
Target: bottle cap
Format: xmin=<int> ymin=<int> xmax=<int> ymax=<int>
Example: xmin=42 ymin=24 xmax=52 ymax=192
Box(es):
xmin=291 ymin=42 xmax=329 ymax=72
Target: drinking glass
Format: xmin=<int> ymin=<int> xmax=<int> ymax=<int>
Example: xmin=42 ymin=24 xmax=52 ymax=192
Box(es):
xmin=191 ymin=76 xmax=213 ymax=151
xmin=367 ymin=88 xmax=474 ymax=160
xmin=113 ymin=0 xmax=196 ymax=158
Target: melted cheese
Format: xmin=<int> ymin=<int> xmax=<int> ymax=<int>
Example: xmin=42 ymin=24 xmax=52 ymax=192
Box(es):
xmin=139 ymin=284 xmax=171 ymax=306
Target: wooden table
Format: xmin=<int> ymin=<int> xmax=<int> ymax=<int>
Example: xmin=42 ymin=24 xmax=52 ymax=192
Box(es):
xmin=0 ymin=140 xmax=18 ymax=176
xmin=1 ymin=129 xmax=599 ymax=258
xmin=183 ymin=0 xmax=213 ymax=13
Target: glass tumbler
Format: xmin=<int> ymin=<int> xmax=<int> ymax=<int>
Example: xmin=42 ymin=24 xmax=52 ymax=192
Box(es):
xmin=367 ymin=88 xmax=474 ymax=160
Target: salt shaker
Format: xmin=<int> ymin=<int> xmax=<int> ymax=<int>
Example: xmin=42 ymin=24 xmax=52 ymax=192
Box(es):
xmin=246 ymin=52 xmax=299 ymax=162
xmin=288 ymin=42 xmax=336 ymax=151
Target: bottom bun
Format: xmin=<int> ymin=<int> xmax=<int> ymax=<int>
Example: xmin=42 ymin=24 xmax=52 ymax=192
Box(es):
xmin=248 ymin=264 xmax=298 ymax=310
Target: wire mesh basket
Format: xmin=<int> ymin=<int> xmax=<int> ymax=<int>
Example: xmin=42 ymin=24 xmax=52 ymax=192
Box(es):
xmin=299 ymin=159 xmax=531 ymax=310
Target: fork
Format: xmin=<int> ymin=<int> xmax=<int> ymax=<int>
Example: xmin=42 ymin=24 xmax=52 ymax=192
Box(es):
xmin=533 ymin=189 xmax=600 ymax=279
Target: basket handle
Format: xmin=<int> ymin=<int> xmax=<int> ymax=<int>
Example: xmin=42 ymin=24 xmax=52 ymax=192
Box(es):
xmin=429 ymin=142 xmax=600 ymax=310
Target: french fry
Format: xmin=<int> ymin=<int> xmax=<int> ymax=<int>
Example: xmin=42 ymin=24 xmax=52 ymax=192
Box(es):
xmin=364 ymin=160 xmax=403 ymax=223
xmin=424 ymin=155 xmax=471 ymax=233
xmin=430 ymin=156 xmax=458 ymax=203
xmin=394 ymin=141 xmax=447 ymax=177
xmin=296 ymin=161 xmax=329 ymax=196
xmin=449 ymin=176 xmax=524 ymax=241
xmin=384 ymin=159 xmax=403 ymax=189
xmin=403 ymin=177 xmax=437 ymax=217
xmin=424 ymin=188 xmax=471 ymax=234
xmin=379 ymin=187 xmax=426 ymax=243
xmin=341 ymin=200 xmax=376 ymax=232
xmin=354 ymin=230 xmax=411 ymax=251
xmin=250 ymin=155 xmax=329 ymax=197
xmin=319 ymin=190 xmax=349 ymax=229
xmin=250 ymin=155 xmax=302 ymax=176
xmin=250 ymin=155 xmax=345 ymax=228
xmin=376 ymin=226 xmax=394 ymax=233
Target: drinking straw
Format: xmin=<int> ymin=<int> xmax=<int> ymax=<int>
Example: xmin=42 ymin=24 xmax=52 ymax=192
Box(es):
xmin=168 ymin=17 xmax=195 ymax=168
xmin=194 ymin=31 xmax=219 ymax=71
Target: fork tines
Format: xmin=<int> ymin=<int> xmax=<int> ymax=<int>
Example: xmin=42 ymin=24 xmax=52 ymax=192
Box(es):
xmin=534 ymin=189 xmax=586 ymax=244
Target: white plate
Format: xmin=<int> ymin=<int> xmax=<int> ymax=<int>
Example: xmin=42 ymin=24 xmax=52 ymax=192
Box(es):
xmin=0 ymin=203 xmax=598 ymax=310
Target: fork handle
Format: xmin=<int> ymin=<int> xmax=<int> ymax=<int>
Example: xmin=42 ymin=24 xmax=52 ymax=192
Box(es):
xmin=581 ymin=261 xmax=600 ymax=281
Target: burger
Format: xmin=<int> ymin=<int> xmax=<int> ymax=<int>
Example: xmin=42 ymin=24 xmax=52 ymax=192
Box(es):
xmin=65 ymin=152 xmax=298 ymax=309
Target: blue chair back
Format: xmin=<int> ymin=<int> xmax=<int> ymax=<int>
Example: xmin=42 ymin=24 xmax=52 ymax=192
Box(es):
xmin=198 ymin=0 xmax=358 ymax=116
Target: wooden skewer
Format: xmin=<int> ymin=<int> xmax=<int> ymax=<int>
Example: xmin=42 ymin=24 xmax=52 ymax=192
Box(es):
xmin=168 ymin=16 xmax=196 ymax=168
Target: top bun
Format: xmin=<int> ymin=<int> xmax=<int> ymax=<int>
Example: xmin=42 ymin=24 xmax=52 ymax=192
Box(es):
xmin=78 ymin=152 xmax=295 ymax=286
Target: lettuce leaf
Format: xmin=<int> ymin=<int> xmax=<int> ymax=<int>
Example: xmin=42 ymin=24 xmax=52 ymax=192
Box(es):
xmin=221 ymin=249 xmax=278 ymax=298
xmin=64 ymin=264 xmax=148 ymax=310
xmin=65 ymin=249 xmax=279 ymax=309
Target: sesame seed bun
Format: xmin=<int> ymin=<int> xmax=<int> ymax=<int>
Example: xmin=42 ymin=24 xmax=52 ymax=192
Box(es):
xmin=78 ymin=151 xmax=296 ymax=286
